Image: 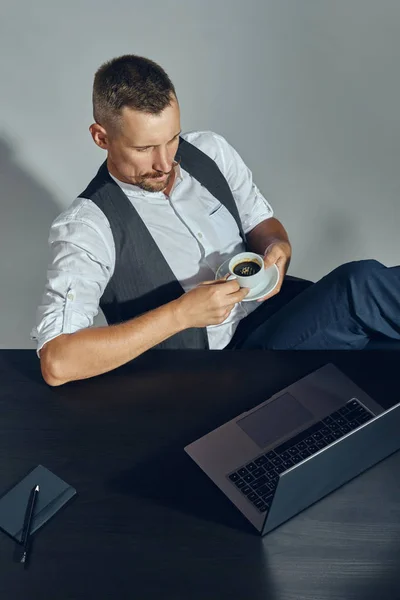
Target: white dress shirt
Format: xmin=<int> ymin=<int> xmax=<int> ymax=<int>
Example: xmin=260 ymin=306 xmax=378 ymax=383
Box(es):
xmin=31 ymin=130 xmax=274 ymax=356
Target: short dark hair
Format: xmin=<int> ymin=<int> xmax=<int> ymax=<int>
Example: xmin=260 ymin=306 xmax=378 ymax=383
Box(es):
xmin=92 ymin=54 xmax=177 ymax=130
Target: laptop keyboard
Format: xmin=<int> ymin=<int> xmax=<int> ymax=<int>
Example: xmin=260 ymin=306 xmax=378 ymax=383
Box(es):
xmin=227 ymin=398 xmax=374 ymax=514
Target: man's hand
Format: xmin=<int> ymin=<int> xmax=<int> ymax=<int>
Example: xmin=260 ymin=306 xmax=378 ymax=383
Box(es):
xmin=256 ymin=240 xmax=291 ymax=302
xmin=173 ymin=275 xmax=250 ymax=329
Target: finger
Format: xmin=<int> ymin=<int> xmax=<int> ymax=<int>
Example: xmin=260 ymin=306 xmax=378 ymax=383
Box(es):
xmin=223 ymin=278 xmax=241 ymax=291
xmin=263 ymin=254 xmax=279 ymax=269
xmin=200 ymin=280 xmax=217 ymax=286
xmin=210 ymin=273 xmax=233 ymax=285
xmin=202 ymin=276 xmax=230 ymax=286
xmin=264 ymin=246 xmax=284 ymax=265
xmin=275 ymin=257 xmax=286 ymax=272
xmin=222 ymin=273 xmax=237 ymax=283
xmin=229 ymin=287 xmax=250 ymax=303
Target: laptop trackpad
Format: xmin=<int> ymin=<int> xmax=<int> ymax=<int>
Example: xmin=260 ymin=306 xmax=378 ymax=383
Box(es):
xmin=237 ymin=393 xmax=314 ymax=449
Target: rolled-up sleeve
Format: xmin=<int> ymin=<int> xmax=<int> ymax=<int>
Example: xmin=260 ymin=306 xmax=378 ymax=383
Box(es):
xmin=30 ymin=203 xmax=114 ymax=357
xmin=210 ymin=132 xmax=274 ymax=235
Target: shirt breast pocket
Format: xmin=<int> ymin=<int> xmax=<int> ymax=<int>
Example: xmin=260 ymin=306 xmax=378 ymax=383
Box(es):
xmin=209 ymin=203 xmax=225 ymax=216
xmin=207 ymin=201 xmax=243 ymax=252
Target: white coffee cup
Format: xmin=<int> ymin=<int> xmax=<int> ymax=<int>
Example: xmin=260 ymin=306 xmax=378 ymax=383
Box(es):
xmin=227 ymin=252 xmax=268 ymax=290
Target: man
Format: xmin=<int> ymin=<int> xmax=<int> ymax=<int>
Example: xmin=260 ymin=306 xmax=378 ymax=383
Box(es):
xmin=31 ymin=54 xmax=400 ymax=386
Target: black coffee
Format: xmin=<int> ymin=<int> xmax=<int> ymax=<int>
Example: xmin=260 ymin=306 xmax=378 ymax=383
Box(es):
xmin=233 ymin=260 xmax=261 ymax=277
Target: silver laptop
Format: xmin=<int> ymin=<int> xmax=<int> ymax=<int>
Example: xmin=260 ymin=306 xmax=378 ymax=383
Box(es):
xmin=184 ymin=363 xmax=400 ymax=535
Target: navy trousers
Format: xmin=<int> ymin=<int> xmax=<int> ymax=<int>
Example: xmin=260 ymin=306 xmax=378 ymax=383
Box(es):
xmin=227 ymin=260 xmax=400 ymax=350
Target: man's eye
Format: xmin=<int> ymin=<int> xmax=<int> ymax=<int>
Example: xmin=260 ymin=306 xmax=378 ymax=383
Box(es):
xmin=135 ymin=136 xmax=178 ymax=152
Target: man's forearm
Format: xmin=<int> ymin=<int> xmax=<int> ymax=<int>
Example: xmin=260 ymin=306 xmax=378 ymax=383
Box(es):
xmin=40 ymin=300 xmax=185 ymax=386
xmin=246 ymin=217 xmax=292 ymax=272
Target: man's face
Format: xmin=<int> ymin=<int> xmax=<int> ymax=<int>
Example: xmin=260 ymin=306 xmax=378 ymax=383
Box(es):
xmin=90 ymin=95 xmax=181 ymax=193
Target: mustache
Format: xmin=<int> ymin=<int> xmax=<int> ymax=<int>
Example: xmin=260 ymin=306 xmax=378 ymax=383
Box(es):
xmin=149 ymin=155 xmax=182 ymax=178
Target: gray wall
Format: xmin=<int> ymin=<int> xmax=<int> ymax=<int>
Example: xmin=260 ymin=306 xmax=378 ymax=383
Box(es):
xmin=1 ymin=0 xmax=399 ymax=348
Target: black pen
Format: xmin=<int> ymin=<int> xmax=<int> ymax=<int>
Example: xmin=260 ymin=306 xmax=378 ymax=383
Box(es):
xmin=20 ymin=484 xmax=39 ymax=564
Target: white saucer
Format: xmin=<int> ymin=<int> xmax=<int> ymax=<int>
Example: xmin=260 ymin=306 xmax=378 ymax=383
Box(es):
xmin=215 ymin=259 xmax=280 ymax=302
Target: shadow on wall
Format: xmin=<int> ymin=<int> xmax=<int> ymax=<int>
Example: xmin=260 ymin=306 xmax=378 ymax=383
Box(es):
xmin=0 ymin=135 xmax=110 ymax=350
xmin=0 ymin=135 xmax=61 ymax=348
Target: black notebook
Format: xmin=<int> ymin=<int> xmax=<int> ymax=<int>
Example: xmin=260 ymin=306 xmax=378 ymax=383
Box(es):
xmin=0 ymin=465 xmax=77 ymax=542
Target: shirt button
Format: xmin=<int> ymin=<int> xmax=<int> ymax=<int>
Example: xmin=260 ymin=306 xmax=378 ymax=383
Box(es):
xmin=67 ymin=292 xmax=74 ymax=301
xmin=198 ymin=232 xmax=203 ymax=239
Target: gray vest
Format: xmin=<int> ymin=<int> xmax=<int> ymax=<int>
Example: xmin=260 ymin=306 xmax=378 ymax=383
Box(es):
xmin=79 ymin=136 xmax=248 ymax=349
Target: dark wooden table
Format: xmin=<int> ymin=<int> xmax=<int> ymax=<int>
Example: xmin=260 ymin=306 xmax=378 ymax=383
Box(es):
xmin=0 ymin=349 xmax=399 ymax=600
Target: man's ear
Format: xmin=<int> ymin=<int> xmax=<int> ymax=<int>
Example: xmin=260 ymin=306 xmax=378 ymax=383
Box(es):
xmin=89 ymin=122 xmax=109 ymax=150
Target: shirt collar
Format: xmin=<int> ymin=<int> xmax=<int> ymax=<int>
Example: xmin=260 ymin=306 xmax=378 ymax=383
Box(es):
xmin=108 ymin=161 xmax=183 ymax=197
